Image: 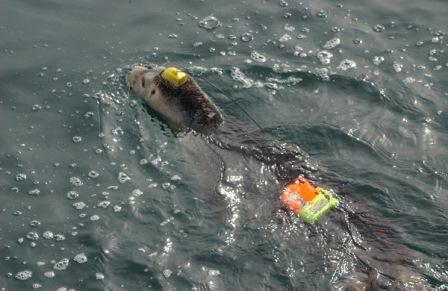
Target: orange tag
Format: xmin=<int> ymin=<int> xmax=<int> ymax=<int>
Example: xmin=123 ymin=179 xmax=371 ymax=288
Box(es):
xmin=279 ymin=177 xmax=318 ymax=212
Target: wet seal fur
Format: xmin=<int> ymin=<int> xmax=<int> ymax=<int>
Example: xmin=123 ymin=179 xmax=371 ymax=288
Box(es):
xmin=126 ymin=65 xmax=222 ymax=134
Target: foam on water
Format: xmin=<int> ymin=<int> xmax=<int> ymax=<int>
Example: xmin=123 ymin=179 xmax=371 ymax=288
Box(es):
xmin=250 ymin=51 xmax=267 ymax=63
xmin=337 ymin=59 xmax=357 ymax=71
xmin=317 ymin=50 xmax=333 ymax=65
xmin=73 ymin=253 xmax=88 ymax=264
xmin=15 ymin=270 xmax=32 ymax=281
xmin=53 ymin=258 xmax=69 ymax=271
xmin=322 ymin=37 xmax=341 ymax=49
xmin=230 ymin=67 xmax=254 ymax=88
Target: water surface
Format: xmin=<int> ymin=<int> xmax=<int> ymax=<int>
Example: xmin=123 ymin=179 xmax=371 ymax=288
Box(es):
xmin=1 ymin=0 xmax=447 ymax=290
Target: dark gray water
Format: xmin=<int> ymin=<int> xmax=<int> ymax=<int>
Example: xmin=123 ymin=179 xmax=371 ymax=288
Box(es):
xmin=1 ymin=0 xmax=448 ymax=290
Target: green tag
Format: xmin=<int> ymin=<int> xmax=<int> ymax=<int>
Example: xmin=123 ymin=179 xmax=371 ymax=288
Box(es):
xmin=299 ymin=189 xmax=339 ymax=223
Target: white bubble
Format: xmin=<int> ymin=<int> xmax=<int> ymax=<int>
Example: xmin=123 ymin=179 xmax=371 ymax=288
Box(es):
xmin=322 ymin=37 xmax=341 ymax=49
xmin=250 ymin=51 xmax=266 ymax=63
xmin=132 ymin=189 xmax=143 ymax=197
xmin=66 ymin=190 xmax=79 ymax=200
xmin=372 ymin=24 xmax=385 ymax=32
xmin=54 ymin=234 xmax=66 ymax=241
xmin=97 ymin=200 xmax=110 ymax=208
xmin=88 ymin=170 xmax=99 ymax=178
xmin=84 ymin=111 xmax=94 ymax=119
xmin=70 ymin=177 xmax=83 ymax=187
xmin=283 ymin=23 xmax=295 ymax=32
xmin=15 ymin=173 xmax=27 ymax=181
xmin=113 ymin=205 xmax=122 ymax=212
xmin=199 ymin=15 xmax=221 ymax=30
xmin=111 ymin=126 xmax=124 ymax=136
xmin=73 ymin=201 xmax=86 ymax=210
xmin=278 ymin=34 xmax=292 ymax=43
xmin=162 ymin=182 xmax=174 ymax=190
xmin=28 ymin=188 xmax=41 ymax=196
xmin=43 ymin=231 xmax=54 ymax=239
xmin=353 ymin=38 xmax=362 ymax=45
xmin=373 ymin=56 xmax=385 ymax=65
xmin=95 ymin=273 xmax=105 ymax=280
xmin=15 ymin=270 xmax=32 ymax=280
xmin=54 ymin=258 xmax=69 ymax=271
xmin=73 ymin=253 xmax=88 ymax=264
xmin=431 ymin=36 xmax=440 ymax=43
xmin=44 ymin=271 xmax=55 ymax=278
xmin=316 ymin=10 xmax=327 ymax=18
xmin=241 ymin=32 xmax=254 ymax=42
xmin=26 ymin=231 xmax=39 ymax=241
xmin=316 ymin=50 xmax=333 ymax=65
xmin=72 ymin=136 xmax=82 ymax=143
xmin=403 ymin=77 xmax=416 ymax=84
xmin=208 ymin=269 xmax=221 ymax=276
xmin=163 ymin=269 xmax=173 ymax=278
xmin=230 ymin=67 xmax=253 ymax=88
xmin=393 ymin=62 xmax=403 ymax=72
xmin=29 ymin=220 xmax=41 ymax=227
xmin=90 ymin=214 xmax=100 ymax=221
xmin=315 ymin=68 xmax=330 ymax=81
xmin=193 ymin=41 xmax=203 ymax=48
xmin=118 ymin=172 xmax=131 ymax=183
xmin=32 ymin=104 xmax=42 ymax=111
xmin=337 ymin=59 xmax=357 ymax=71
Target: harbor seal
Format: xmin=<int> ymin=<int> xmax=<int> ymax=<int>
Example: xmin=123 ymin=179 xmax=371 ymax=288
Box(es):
xmin=126 ymin=65 xmax=427 ymax=290
xmin=126 ymin=65 xmax=223 ymax=134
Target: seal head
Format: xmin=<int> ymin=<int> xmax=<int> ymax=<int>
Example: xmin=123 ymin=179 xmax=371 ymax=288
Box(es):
xmin=127 ymin=65 xmax=223 ymax=134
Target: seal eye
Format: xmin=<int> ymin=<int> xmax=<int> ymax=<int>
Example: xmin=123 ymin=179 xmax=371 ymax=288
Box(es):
xmin=151 ymin=89 xmax=156 ymax=95
xmin=141 ymin=77 xmax=145 ymax=88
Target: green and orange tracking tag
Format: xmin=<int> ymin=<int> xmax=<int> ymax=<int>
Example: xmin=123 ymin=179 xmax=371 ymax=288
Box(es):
xmin=161 ymin=67 xmax=189 ymax=86
xmin=279 ymin=176 xmax=339 ymax=223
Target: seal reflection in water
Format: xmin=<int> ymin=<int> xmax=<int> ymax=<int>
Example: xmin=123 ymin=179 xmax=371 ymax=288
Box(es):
xmin=126 ymin=65 xmax=427 ymax=290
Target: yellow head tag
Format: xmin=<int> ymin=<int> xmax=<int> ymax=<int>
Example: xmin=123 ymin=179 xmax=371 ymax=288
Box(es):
xmin=161 ymin=67 xmax=188 ymax=86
